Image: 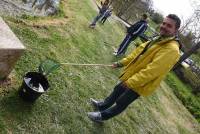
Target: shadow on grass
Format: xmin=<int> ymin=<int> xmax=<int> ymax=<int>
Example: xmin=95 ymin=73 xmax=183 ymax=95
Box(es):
xmin=0 ymin=89 xmax=35 ymax=121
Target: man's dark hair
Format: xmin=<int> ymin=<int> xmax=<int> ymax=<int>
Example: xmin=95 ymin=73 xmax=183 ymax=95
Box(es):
xmin=142 ymin=14 xmax=148 ymax=20
xmin=167 ymin=14 xmax=181 ymax=29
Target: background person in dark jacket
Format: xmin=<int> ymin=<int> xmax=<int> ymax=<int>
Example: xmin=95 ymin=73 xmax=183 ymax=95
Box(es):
xmin=114 ymin=14 xmax=148 ymax=56
xmin=100 ymin=8 xmax=112 ymax=24
xmin=89 ymin=0 xmax=110 ymax=28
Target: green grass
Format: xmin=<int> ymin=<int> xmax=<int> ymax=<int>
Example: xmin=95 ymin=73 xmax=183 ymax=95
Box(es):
xmin=0 ymin=0 xmax=199 ymax=133
xmin=165 ymin=72 xmax=200 ymax=123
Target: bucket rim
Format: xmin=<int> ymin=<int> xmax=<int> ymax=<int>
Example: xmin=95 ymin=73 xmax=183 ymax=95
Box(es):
xmin=23 ymin=71 xmax=50 ymax=93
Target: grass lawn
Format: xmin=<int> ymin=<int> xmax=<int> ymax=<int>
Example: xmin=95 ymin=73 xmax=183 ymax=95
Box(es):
xmin=0 ymin=0 xmax=199 ymax=133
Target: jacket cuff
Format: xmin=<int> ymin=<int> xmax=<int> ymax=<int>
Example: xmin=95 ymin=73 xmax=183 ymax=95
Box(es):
xmin=116 ymin=62 xmax=124 ymax=67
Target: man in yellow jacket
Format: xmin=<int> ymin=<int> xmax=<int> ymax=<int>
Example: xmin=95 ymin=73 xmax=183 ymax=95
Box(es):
xmin=88 ymin=14 xmax=181 ymax=123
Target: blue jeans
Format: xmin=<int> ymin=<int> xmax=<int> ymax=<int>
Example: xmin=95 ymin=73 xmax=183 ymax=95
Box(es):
xmin=116 ymin=34 xmax=137 ymax=55
xmin=98 ymin=82 xmax=140 ymax=120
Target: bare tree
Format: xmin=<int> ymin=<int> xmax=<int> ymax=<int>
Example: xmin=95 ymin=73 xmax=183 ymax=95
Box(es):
xmin=174 ymin=2 xmax=200 ymax=70
xmin=182 ymin=10 xmax=200 ymax=43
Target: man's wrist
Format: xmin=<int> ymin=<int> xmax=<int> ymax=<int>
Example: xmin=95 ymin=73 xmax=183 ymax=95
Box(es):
xmin=116 ymin=62 xmax=123 ymax=67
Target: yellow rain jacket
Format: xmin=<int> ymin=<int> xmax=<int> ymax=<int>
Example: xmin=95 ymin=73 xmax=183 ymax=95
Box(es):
xmin=119 ymin=37 xmax=180 ymax=96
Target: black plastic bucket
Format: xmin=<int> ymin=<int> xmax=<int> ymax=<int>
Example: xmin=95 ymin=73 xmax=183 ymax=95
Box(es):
xmin=19 ymin=72 xmax=49 ymax=102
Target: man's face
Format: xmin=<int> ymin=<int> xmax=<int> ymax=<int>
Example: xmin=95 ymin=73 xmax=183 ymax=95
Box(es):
xmin=160 ymin=17 xmax=177 ymax=37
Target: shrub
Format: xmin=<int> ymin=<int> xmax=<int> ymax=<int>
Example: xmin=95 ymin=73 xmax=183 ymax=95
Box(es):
xmin=165 ymin=72 xmax=200 ymax=123
xmin=182 ymin=68 xmax=200 ymax=93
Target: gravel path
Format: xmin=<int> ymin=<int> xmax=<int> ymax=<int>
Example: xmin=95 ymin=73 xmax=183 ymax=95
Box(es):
xmin=0 ymin=0 xmax=32 ymax=16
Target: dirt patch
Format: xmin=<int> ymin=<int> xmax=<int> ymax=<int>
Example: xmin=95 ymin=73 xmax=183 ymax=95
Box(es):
xmin=0 ymin=72 xmax=17 ymax=96
xmin=29 ymin=18 xmax=69 ymax=27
